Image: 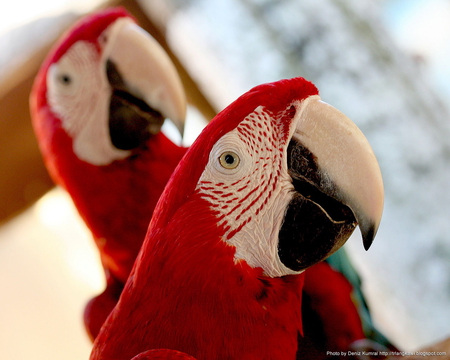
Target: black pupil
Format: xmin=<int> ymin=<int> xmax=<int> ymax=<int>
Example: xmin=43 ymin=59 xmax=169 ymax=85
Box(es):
xmin=225 ymin=154 xmax=235 ymax=164
xmin=60 ymin=74 xmax=71 ymax=84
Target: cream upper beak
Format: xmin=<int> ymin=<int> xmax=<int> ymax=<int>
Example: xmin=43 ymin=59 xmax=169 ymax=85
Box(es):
xmin=102 ymin=17 xmax=186 ymax=135
xmin=293 ymin=95 xmax=384 ymax=250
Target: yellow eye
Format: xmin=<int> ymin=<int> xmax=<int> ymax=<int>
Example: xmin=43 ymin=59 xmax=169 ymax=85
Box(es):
xmin=219 ymin=151 xmax=240 ymax=169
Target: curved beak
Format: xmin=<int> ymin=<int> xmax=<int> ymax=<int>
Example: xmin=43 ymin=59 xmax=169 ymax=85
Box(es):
xmin=294 ymin=96 xmax=384 ymax=250
xmin=101 ymin=17 xmax=186 ymax=148
xmin=279 ymin=95 xmax=384 ymax=272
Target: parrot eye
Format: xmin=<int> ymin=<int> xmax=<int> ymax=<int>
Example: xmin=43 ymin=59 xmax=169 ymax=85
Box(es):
xmin=219 ymin=151 xmax=240 ymax=169
xmin=58 ymin=74 xmax=72 ymax=85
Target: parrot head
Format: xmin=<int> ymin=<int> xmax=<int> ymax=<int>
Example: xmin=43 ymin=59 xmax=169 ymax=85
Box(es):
xmin=152 ymin=77 xmax=383 ymax=278
xmin=31 ymin=7 xmax=186 ymax=167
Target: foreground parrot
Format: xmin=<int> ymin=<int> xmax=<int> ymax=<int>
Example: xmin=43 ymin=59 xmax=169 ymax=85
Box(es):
xmin=90 ymin=77 xmax=384 ymax=360
xmin=30 ymin=7 xmax=187 ymax=339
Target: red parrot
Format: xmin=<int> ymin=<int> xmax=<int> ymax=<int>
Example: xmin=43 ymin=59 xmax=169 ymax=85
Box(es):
xmin=90 ymin=77 xmax=384 ymax=360
xmin=30 ymin=7 xmax=187 ymax=339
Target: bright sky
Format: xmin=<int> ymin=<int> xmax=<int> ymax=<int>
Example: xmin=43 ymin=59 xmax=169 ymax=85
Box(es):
xmin=383 ymin=0 xmax=450 ymax=97
xmin=385 ymin=0 xmax=450 ymax=58
xmin=0 ymin=0 xmax=104 ymax=36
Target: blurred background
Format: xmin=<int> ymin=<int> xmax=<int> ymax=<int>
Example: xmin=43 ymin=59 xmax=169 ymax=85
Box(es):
xmin=1 ymin=0 xmax=450 ymax=358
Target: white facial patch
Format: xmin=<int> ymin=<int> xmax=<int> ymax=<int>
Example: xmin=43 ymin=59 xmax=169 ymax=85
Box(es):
xmin=196 ymin=105 xmax=303 ymax=278
xmin=47 ymin=40 xmax=130 ymax=165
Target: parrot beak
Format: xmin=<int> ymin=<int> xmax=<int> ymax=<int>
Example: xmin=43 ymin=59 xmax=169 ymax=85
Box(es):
xmin=101 ymin=18 xmax=186 ymax=150
xmin=279 ymin=95 xmax=384 ymax=271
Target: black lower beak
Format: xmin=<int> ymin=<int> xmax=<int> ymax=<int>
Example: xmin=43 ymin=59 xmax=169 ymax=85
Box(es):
xmin=278 ymin=139 xmax=357 ymax=272
xmin=107 ymin=60 xmax=165 ymax=151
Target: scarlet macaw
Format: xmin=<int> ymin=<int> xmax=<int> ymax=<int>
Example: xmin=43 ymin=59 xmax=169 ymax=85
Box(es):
xmin=89 ymin=77 xmax=384 ymax=360
xmin=30 ymin=7 xmax=187 ymax=339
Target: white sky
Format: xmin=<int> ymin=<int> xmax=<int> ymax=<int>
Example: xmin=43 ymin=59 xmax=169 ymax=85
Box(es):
xmin=383 ymin=0 xmax=450 ymax=97
xmin=0 ymin=0 xmax=105 ymax=36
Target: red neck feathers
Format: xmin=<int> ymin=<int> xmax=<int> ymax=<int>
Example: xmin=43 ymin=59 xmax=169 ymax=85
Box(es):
xmin=92 ymin=193 xmax=304 ymax=360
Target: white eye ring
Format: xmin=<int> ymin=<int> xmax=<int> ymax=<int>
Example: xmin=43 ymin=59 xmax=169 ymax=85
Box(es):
xmin=219 ymin=151 xmax=240 ymax=169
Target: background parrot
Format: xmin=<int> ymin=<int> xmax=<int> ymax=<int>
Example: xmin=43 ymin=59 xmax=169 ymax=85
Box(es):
xmin=90 ymin=77 xmax=384 ymax=360
xmin=30 ymin=7 xmax=188 ymax=340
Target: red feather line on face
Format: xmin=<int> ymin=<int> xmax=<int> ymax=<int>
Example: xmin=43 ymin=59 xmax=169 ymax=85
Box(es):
xmin=196 ymin=107 xmax=289 ymax=242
